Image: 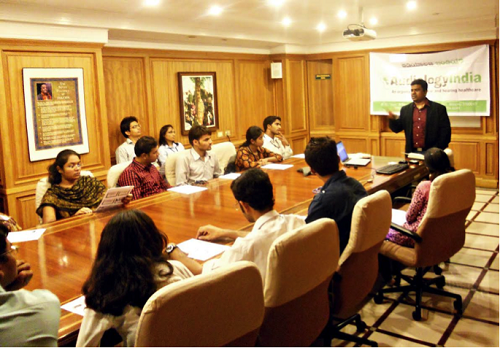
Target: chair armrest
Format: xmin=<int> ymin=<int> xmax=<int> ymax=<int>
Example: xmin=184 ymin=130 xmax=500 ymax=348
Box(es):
xmin=394 ymin=196 xmax=412 ymax=203
xmin=390 ymin=223 xmax=422 ymax=243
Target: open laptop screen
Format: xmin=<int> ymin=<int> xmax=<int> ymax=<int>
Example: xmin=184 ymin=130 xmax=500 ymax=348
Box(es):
xmin=336 ymin=141 xmax=349 ymax=162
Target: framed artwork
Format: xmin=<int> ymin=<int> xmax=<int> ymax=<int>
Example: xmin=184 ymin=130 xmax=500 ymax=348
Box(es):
xmin=23 ymin=68 xmax=89 ymax=162
xmin=178 ymin=72 xmax=219 ymax=135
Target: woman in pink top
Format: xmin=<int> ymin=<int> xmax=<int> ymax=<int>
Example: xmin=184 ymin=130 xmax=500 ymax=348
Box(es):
xmin=386 ymin=148 xmax=453 ymax=247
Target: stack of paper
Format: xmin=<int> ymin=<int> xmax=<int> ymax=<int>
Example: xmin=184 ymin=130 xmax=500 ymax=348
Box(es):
xmin=168 ymin=186 xmax=208 ymax=194
xmin=261 ymin=164 xmax=294 ymax=170
xmin=177 ymin=238 xmax=230 ymax=261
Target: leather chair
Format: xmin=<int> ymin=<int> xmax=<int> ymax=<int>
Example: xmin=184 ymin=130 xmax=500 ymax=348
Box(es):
xmin=211 ymin=141 xmax=237 ymax=173
xmin=259 ymin=218 xmax=339 ymax=346
xmin=106 ymin=161 xmax=132 ymax=188
xmin=135 ymin=261 xmax=264 ymax=346
xmin=324 ymin=190 xmax=392 ymax=347
xmin=163 ymin=149 xmax=188 ymax=185
xmin=374 ymin=169 xmax=475 ymax=320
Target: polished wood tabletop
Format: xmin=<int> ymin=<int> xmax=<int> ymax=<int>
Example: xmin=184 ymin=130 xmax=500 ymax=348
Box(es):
xmin=16 ymin=156 xmax=427 ymax=345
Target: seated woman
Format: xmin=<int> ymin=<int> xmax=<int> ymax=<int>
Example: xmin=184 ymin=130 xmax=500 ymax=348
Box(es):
xmin=386 ymin=148 xmax=453 ymax=248
xmin=158 ymin=124 xmax=185 ymax=166
xmin=76 ymin=209 xmax=196 ymax=347
xmin=235 ymin=126 xmax=283 ymax=171
xmin=36 ymin=149 xmax=130 ymax=224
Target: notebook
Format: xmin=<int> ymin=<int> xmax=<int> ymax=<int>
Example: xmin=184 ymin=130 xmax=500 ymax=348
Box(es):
xmin=336 ymin=141 xmax=371 ymax=166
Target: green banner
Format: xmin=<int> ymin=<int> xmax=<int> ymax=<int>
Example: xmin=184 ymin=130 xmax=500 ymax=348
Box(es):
xmin=373 ymin=100 xmax=488 ymax=113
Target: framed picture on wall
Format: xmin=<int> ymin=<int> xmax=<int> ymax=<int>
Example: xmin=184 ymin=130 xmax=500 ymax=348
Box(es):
xmin=178 ymin=72 xmax=219 ymax=136
xmin=22 ymin=68 xmax=89 ymax=162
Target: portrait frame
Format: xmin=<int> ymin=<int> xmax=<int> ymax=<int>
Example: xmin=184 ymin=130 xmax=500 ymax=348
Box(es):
xmin=178 ymin=72 xmax=219 ymax=136
xmin=23 ymin=67 xmax=89 ymax=162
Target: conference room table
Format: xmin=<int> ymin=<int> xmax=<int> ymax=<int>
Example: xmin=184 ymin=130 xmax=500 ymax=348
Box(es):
xmin=17 ymin=156 xmax=428 ymax=345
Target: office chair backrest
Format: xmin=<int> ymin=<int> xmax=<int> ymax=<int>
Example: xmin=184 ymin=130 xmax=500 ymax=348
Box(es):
xmin=332 ymin=190 xmax=392 ymax=318
xmin=211 ymin=141 xmax=236 ymax=172
xmin=107 ymin=161 xmax=132 ymax=188
xmin=260 ymin=218 xmax=339 ymax=346
xmin=163 ymin=150 xmax=188 ymax=186
xmin=35 ymin=170 xmax=94 ymax=210
xmin=444 ymin=148 xmax=455 ymax=168
xmin=135 ymin=261 xmax=264 ymax=347
xmin=415 ymin=169 xmax=475 ymax=267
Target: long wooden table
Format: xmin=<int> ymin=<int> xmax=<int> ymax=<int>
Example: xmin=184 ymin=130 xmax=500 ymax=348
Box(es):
xmin=17 ymin=156 xmax=427 ymax=345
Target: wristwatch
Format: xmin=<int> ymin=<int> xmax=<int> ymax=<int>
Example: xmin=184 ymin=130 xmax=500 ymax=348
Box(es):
xmin=166 ymin=244 xmax=178 ymax=254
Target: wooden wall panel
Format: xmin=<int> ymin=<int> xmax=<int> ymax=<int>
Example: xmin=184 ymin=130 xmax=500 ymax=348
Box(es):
xmin=150 ymin=59 xmax=237 ymax=147
xmin=307 ymin=60 xmax=333 ymax=131
xmin=338 ymin=138 xmax=368 ymax=154
xmin=334 ymin=56 xmax=367 ymax=131
xmin=236 ymin=60 xmax=274 ymax=139
xmin=485 ymin=142 xmax=497 ymax=176
xmin=286 ymin=60 xmax=307 ymax=132
xmin=103 ymin=57 xmax=148 ymax=162
xmin=15 ymin=194 xmax=38 ymax=230
xmin=449 ymin=142 xmax=480 ymax=173
xmin=291 ymin=136 xmax=308 ymax=155
xmin=384 ymin=139 xmax=406 ymax=157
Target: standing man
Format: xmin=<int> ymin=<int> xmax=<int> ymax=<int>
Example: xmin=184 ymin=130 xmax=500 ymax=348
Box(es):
xmin=115 ymin=116 xmax=142 ymax=163
xmin=388 ymin=79 xmax=451 ymax=153
xmin=304 ymin=137 xmax=367 ymax=255
xmin=175 ymin=125 xmax=222 ymax=185
xmin=117 ymin=136 xmax=170 ymax=200
xmin=0 ymin=224 xmax=60 ymax=346
xmin=262 ymin=116 xmax=293 ymax=159
xmin=192 ymin=168 xmax=305 ymax=283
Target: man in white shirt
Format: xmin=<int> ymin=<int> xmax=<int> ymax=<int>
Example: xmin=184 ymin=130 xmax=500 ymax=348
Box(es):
xmin=0 ymin=224 xmax=60 ymax=347
xmin=195 ymin=168 xmax=305 ymax=283
xmin=175 ymin=125 xmax=222 ymax=185
xmin=115 ymin=116 xmax=142 ymax=163
xmin=262 ymin=115 xmax=293 ymax=159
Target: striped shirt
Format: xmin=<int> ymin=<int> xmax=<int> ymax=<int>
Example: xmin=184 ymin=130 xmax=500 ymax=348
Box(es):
xmin=117 ymin=159 xmax=171 ymax=200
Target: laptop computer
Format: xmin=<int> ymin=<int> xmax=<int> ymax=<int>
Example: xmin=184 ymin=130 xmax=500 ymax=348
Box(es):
xmin=336 ymin=141 xmax=371 ymax=166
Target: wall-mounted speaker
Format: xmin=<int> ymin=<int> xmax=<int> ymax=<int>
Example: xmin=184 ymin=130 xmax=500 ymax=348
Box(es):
xmin=271 ymin=62 xmax=282 ymax=79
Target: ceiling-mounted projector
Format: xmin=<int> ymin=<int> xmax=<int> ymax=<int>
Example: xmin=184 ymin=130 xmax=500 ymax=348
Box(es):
xmin=343 ymin=24 xmax=377 ymax=41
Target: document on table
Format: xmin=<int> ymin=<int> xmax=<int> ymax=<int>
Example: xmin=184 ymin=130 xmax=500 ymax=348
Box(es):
xmin=168 ymin=185 xmax=208 ymax=194
xmin=391 ymin=209 xmax=407 ymax=226
xmin=7 ymin=229 xmax=46 ymax=243
xmin=61 ymin=296 xmax=86 ymax=317
xmin=261 ymin=164 xmax=294 ymax=170
xmin=177 ymin=238 xmax=230 ymax=261
xmin=291 ymin=153 xmax=305 ymax=159
xmin=95 ymin=186 xmax=134 ymax=212
xmin=219 ymin=173 xmax=241 ymax=180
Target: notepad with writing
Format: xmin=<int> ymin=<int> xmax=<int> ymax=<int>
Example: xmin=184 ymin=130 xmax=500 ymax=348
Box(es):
xmin=177 ymin=238 xmax=230 ymax=261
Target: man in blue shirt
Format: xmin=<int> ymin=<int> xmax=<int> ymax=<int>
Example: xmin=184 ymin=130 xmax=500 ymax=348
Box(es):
xmin=305 ymin=137 xmax=367 ymax=254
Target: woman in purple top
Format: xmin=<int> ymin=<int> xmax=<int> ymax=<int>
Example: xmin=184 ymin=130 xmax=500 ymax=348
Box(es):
xmin=386 ymin=148 xmax=453 ymax=248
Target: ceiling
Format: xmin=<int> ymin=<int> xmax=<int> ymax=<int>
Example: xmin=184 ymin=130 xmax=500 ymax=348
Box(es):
xmin=0 ymin=0 xmax=498 ymax=53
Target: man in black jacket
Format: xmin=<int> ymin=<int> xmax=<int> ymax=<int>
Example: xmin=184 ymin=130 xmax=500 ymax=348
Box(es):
xmin=388 ymin=79 xmax=451 ymax=153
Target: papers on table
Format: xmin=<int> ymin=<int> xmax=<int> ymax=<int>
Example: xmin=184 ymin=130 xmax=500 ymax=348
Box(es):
xmin=291 ymin=153 xmax=305 ymax=159
xmin=391 ymin=209 xmax=407 ymax=226
xmin=219 ymin=173 xmax=241 ymax=180
xmin=95 ymin=186 xmax=134 ymax=212
xmin=261 ymin=164 xmax=294 ymax=170
xmin=349 ymin=153 xmax=372 ymax=159
xmin=177 ymin=238 xmax=230 ymax=261
xmin=7 ymin=229 xmax=46 ymax=243
xmin=168 ymin=185 xmax=208 ymax=195
xmin=407 ymin=152 xmax=425 ymax=160
xmin=61 ymin=296 xmax=86 ymax=317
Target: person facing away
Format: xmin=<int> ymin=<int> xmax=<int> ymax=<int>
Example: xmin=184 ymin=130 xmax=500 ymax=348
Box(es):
xmin=388 ymin=79 xmax=451 ymax=153
xmin=115 ymin=116 xmax=142 ymax=164
xmin=175 ymin=125 xmax=222 ymax=185
xmin=117 ymin=136 xmax=171 ymax=200
xmin=0 ymin=224 xmax=60 ymax=347
xmin=262 ymin=115 xmax=293 ymax=159
xmin=386 ymin=148 xmax=454 ymax=248
xmin=187 ymin=168 xmax=305 ymax=283
xmin=37 ymin=149 xmax=130 ymax=224
xmin=76 ymin=210 xmax=196 ymax=347
xmin=304 ymin=137 xmax=367 ymax=255
xmin=235 ymin=126 xmax=283 ymax=172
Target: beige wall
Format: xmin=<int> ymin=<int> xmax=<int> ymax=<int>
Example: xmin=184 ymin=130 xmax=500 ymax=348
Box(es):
xmin=0 ymin=39 xmax=497 ymax=229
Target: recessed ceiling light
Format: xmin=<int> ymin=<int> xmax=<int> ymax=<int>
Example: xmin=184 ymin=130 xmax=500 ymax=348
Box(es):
xmin=316 ymin=22 xmax=326 ymax=32
xmin=369 ymin=17 xmax=378 ymax=25
xmin=281 ymin=17 xmax=292 ymax=26
xmin=144 ymin=0 xmax=160 ymax=6
xmin=337 ymin=10 xmax=347 ymax=19
xmin=268 ymin=0 xmax=285 ymax=7
xmin=406 ymin=1 xmax=417 ymax=10
xmin=208 ymin=5 xmax=223 ymax=16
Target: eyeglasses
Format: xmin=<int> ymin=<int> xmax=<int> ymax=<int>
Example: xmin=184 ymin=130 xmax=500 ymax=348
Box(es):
xmin=0 ymin=245 xmax=19 ymax=257
xmin=67 ymin=163 xmax=82 ymax=169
